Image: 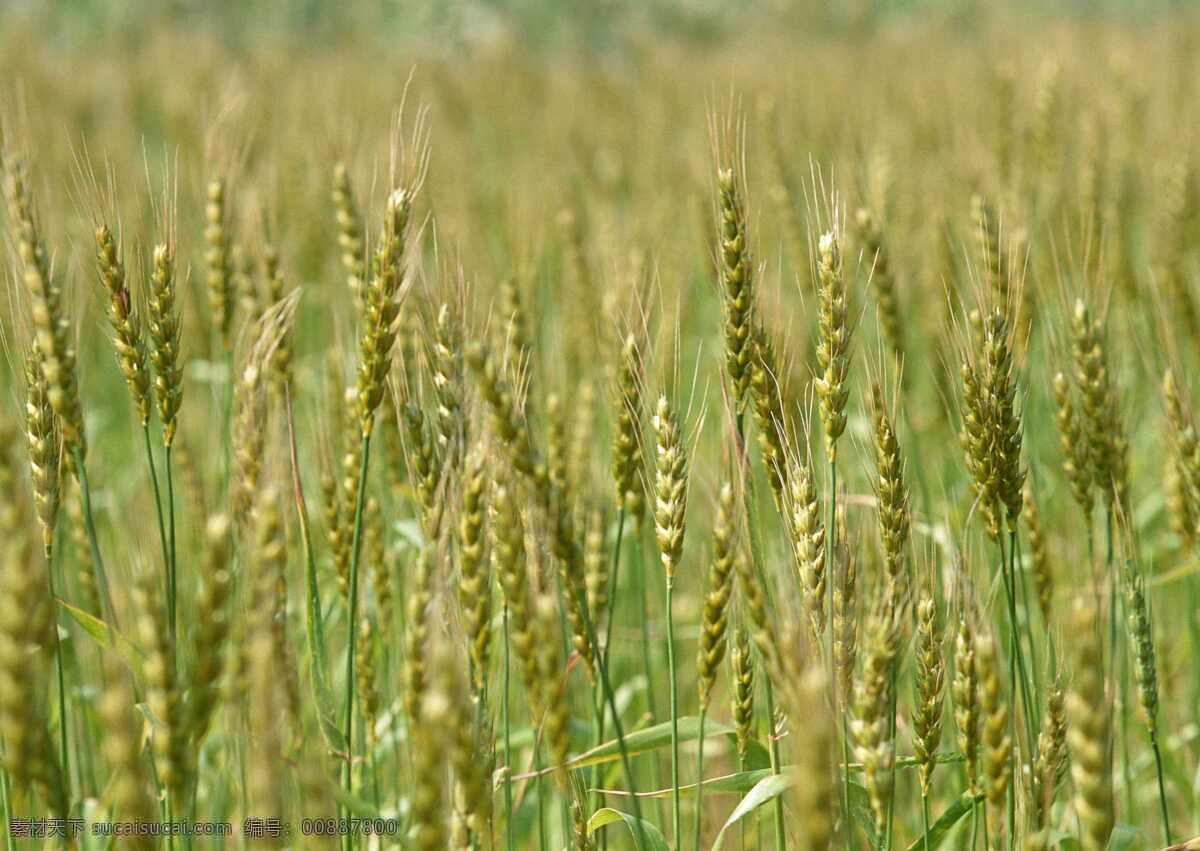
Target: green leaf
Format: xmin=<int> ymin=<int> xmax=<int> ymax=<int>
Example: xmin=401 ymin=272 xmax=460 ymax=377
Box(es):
xmin=57 ymin=597 xmax=144 ymax=673
xmin=903 ymin=792 xmax=983 ymax=851
xmin=586 ymin=807 xmax=671 ymax=851
xmin=711 ymin=771 xmax=797 ymax=851
xmin=1106 ymin=823 xmax=1142 ymax=851
xmin=285 ymin=388 xmax=347 ymax=756
xmin=596 ymin=767 xmax=775 ymax=798
xmin=515 ymin=716 xmax=765 ymax=778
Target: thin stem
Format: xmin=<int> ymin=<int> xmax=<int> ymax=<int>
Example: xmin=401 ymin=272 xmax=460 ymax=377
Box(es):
xmin=884 ymin=663 xmax=898 ymax=851
xmin=142 ymin=425 xmax=171 ymax=640
xmin=341 ymin=432 xmax=372 ymax=807
xmin=998 ymin=531 xmax=1036 ymax=750
xmin=597 ymin=506 xmax=626 ymax=851
xmin=536 ymin=756 xmax=547 ymax=851
xmin=72 ymin=447 xmax=118 ymax=629
xmin=829 ymin=459 xmax=853 ymax=851
xmin=667 ymin=575 xmax=681 ymax=848
xmin=735 ymin=413 xmax=786 ymax=851
xmin=165 ymin=443 xmax=178 ymax=654
xmin=46 ymin=538 xmax=71 ymax=803
xmin=761 ymin=676 xmax=786 ymax=850
xmin=602 ymin=507 xmax=627 ymax=673
xmin=921 ymin=791 xmax=931 ymax=851
xmin=503 ymin=604 xmax=514 ymax=851
xmin=0 ymin=737 xmax=13 ymax=851
xmin=573 ymin=567 xmax=648 ymax=844
xmin=1151 ymin=731 xmax=1171 ymax=844
xmin=693 ymin=705 xmax=707 ymax=851
xmin=634 ymin=516 xmax=665 ymax=822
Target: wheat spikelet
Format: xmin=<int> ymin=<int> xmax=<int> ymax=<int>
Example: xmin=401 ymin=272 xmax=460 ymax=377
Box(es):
xmin=976 ymin=630 xmax=1011 ymax=821
xmin=583 ymin=506 xmax=609 ymax=636
xmin=147 ymin=242 xmax=183 ymax=447
xmin=431 ymin=303 xmax=464 ymax=464
xmin=788 ymin=453 xmax=826 ymax=637
xmin=1066 ymin=600 xmax=1113 ymax=851
xmin=612 ymin=333 xmax=646 ymax=519
xmin=851 ymin=602 xmax=900 ymax=837
xmin=857 ymin=208 xmax=904 ymax=357
xmin=653 ymin=395 xmax=688 ymax=582
xmin=404 ymin=545 xmax=437 ymax=725
xmin=1070 ymin=298 xmax=1127 ymax=507
xmin=261 ymin=243 xmax=293 ymax=394
xmin=356 ymin=187 xmax=415 ymax=436
xmin=98 ymin=654 xmax=157 ymax=849
xmin=94 ymin=223 xmax=152 ymax=426
xmin=1023 ymin=484 xmax=1054 ymax=623
xmin=205 ymin=176 xmax=235 ymax=350
xmin=749 ymin=324 xmax=788 ymax=504
xmin=332 ymin=162 xmax=366 ymax=303
xmin=186 ymin=514 xmax=234 ymax=754
xmin=133 ymin=566 xmax=186 ymax=800
xmin=23 ymin=350 xmax=59 ymax=558
xmin=0 ymin=533 xmax=66 ymax=819
xmin=871 ymin=385 xmax=910 ymax=596
xmin=1029 ymin=680 xmax=1067 ymax=841
xmin=697 ymin=482 xmax=736 ymax=710
xmin=458 ymin=447 xmax=492 ymax=694
xmin=912 ymin=591 xmax=945 ymax=796
xmin=726 ymin=628 xmax=753 ymax=767
xmin=4 ymin=158 xmax=86 ymax=456
xmin=815 ymin=229 xmax=852 ymax=462
xmin=1122 ymin=562 xmax=1160 ymax=735
xmin=716 ymin=166 xmax=754 ymax=411
xmin=952 ymin=614 xmax=980 ymax=794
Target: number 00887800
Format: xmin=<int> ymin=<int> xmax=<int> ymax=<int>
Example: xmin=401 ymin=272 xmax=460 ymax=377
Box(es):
xmin=300 ymin=818 xmax=399 ymax=836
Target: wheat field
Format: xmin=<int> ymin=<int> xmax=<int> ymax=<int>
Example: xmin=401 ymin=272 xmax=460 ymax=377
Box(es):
xmin=1 ymin=3 xmax=1200 ymax=850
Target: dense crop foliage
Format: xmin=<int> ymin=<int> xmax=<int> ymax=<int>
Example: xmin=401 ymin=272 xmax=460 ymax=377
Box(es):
xmin=2 ymin=7 xmax=1200 ymax=850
